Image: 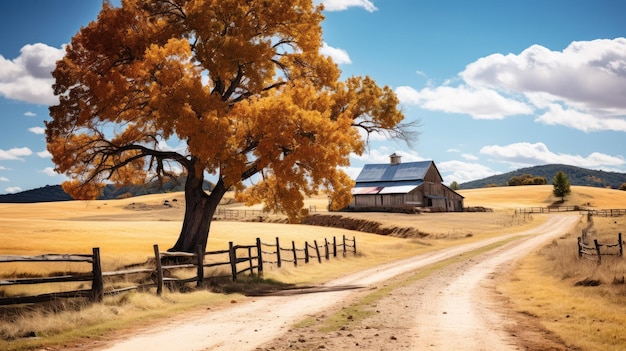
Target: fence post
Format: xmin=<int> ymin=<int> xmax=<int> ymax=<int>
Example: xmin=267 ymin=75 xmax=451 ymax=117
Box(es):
xmin=314 ymin=240 xmax=321 ymax=264
xmin=229 ymin=242 xmax=237 ymax=281
xmin=90 ymin=247 xmax=103 ymax=303
xmin=257 ymin=237 xmax=264 ymax=276
xmin=153 ymin=244 xmax=163 ymax=296
xmin=577 ymin=237 xmax=582 ymax=258
xmin=342 ymin=235 xmax=347 ymax=257
xmin=594 ymin=239 xmax=602 ymax=265
xmin=333 ymin=236 xmax=337 ymax=257
xmin=275 ymin=237 xmax=281 ymax=268
xmin=353 ymin=236 xmax=357 ymax=254
xmin=619 ymin=233 xmax=623 ymax=257
xmin=304 ymin=242 xmax=309 ymax=264
xmin=292 ymin=240 xmax=297 ymax=266
xmin=196 ymin=245 xmax=204 ymax=287
xmin=324 ymin=238 xmax=329 ymax=260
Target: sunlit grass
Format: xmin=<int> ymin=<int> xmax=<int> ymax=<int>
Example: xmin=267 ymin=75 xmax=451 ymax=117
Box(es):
xmin=500 ymin=214 xmax=626 ymax=351
xmin=1 ymin=185 xmax=625 ymax=350
xmin=0 ymin=290 xmax=236 ymax=350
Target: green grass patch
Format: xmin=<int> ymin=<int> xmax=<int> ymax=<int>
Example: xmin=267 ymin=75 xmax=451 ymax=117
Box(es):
xmin=292 ymin=316 xmax=318 ymax=329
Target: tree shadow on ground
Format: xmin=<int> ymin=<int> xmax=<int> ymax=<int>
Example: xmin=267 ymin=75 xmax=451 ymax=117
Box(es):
xmin=204 ymin=276 xmax=362 ymax=297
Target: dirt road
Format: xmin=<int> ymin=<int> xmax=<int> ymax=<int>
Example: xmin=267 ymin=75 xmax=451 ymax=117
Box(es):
xmin=98 ymin=214 xmax=579 ymax=351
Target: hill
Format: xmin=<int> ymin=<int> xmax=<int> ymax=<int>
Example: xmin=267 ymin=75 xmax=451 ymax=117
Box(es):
xmin=0 ymin=185 xmax=73 ymax=203
xmin=460 ymin=164 xmax=626 ymax=190
xmin=0 ymin=177 xmax=214 ymax=203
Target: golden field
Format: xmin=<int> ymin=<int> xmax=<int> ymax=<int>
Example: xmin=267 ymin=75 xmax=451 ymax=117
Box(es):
xmin=1 ymin=184 xmax=626 ymax=350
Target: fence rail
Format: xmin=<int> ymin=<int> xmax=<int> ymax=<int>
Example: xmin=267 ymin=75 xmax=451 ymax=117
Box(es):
xmin=215 ymin=205 xmax=318 ymax=220
xmin=0 ymin=248 xmax=103 ymax=305
xmin=585 ymin=209 xmax=626 ymax=217
xmin=578 ymin=233 xmax=623 ymax=265
xmin=516 ymin=207 xmax=626 ymax=217
xmin=260 ymin=235 xmax=356 ymax=267
xmin=0 ymin=235 xmax=356 ymax=306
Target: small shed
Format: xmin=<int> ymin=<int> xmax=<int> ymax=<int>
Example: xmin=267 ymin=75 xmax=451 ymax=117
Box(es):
xmin=348 ymin=154 xmax=464 ymax=212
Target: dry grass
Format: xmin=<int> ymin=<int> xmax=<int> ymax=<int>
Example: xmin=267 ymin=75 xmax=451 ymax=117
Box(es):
xmin=1 ymin=185 xmax=626 ymax=350
xmin=0 ymin=290 xmax=235 ymax=350
xmin=500 ymin=209 xmax=626 ymax=350
xmin=460 ymin=184 xmax=626 ymax=209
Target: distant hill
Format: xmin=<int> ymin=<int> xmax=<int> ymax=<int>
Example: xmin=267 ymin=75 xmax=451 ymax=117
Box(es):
xmin=0 ymin=177 xmax=214 ymax=203
xmin=0 ymin=185 xmax=74 ymax=203
xmin=460 ymin=164 xmax=626 ymax=190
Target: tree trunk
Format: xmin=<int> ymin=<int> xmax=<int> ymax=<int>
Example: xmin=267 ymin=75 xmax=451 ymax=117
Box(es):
xmin=169 ymin=169 xmax=227 ymax=253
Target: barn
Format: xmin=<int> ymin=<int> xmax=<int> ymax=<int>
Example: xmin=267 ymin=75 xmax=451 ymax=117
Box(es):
xmin=348 ymin=154 xmax=464 ymax=212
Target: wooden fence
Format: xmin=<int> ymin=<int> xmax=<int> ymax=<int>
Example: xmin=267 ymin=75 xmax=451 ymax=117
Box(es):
xmin=216 ymin=205 xmax=318 ymax=220
xmin=578 ymin=233 xmax=623 ymax=265
xmin=516 ymin=207 xmax=626 ymax=217
xmin=585 ymin=209 xmax=626 ymax=217
xmin=0 ymin=235 xmax=356 ymax=306
xmin=260 ymin=235 xmax=357 ymax=267
xmin=0 ymin=248 xmax=103 ymax=305
xmin=516 ymin=206 xmax=585 ymax=214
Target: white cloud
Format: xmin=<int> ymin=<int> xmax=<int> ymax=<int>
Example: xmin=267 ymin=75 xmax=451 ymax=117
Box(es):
xmin=395 ymin=85 xmax=533 ymax=119
xmin=461 ymin=38 xmax=626 ymax=131
xmin=351 ymin=147 xmax=425 ymax=164
xmin=42 ymin=167 xmax=58 ymax=177
xmin=320 ymin=42 xmax=352 ymax=65
xmin=320 ymin=0 xmax=377 ymax=12
xmin=24 ymin=111 xmax=36 ymax=117
xmin=0 ymin=177 xmax=8 ymax=182
xmin=341 ymin=166 xmax=363 ymax=180
xmin=0 ymin=147 xmax=33 ymax=161
xmin=397 ymin=38 xmax=626 ymax=132
xmin=437 ymin=160 xmax=499 ymax=184
xmin=156 ymin=139 xmax=188 ymax=153
xmin=461 ymin=153 xmax=479 ymax=161
xmin=0 ymin=43 xmax=64 ymax=105
xmin=535 ymin=103 xmax=626 ymax=132
xmin=463 ymin=38 xmax=626 ymax=112
xmin=480 ymin=142 xmax=625 ymax=169
xmin=5 ymin=186 xmax=22 ymax=194
xmin=37 ymin=150 xmax=51 ymax=158
xmin=28 ymin=126 xmax=46 ymax=135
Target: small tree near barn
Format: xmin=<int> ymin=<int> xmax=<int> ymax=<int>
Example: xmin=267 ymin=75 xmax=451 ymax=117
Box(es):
xmin=45 ymin=0 xmax=414 ymax=253
xmin=553 ymin=171 xmax=572 ymax=202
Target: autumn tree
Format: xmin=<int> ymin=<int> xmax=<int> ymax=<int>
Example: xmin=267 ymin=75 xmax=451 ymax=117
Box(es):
xmin=45 ymin=0 xmax=413 ymax=253
xmin=553 ymin=171 xmax=571 ymax=202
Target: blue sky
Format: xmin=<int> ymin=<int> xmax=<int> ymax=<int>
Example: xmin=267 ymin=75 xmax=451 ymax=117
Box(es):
xmin=0 ymin=0 xmax=625 ymax=194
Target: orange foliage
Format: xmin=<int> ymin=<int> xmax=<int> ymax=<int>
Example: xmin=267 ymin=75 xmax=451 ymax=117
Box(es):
xmin=46 ymin=0 xmax=406 ymax=221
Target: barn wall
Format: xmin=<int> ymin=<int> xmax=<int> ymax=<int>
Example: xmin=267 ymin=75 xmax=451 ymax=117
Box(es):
xmin=423 ymin=165 xmax=442 ymax=183
xmin=350 ymin=186 xmax=463 ymax=211
xmin=352 ymin=194 xmax=413 ymax=208
xmin=348 ymin=163 xmax=464 ymax=212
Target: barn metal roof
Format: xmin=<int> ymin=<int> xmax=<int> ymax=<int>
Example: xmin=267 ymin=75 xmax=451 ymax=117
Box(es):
xmin=351 ymin=180 xmax=424 ymax=195
xmin=378 ymin=185 xmax=420 ymax=194
xmin=355 ymin=161 xmax=434 ymax=183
